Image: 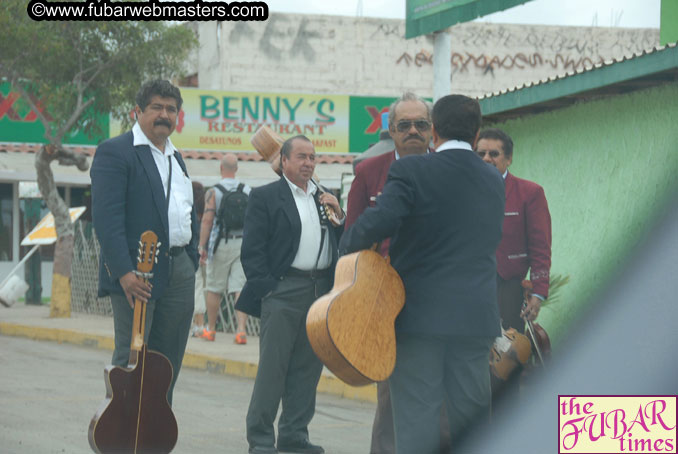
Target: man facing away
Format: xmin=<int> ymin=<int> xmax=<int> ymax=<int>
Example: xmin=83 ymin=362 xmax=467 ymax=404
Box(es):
xmin=236 ymin=136 xmax=344 ymax=454
xmin=91 ymin=79 xmax=199 ymax=405
xmin=197 ymin=153 xmax=251 ymax=343
xmin=346 ymin=91 xmax=451 ymax=454
xmin=339 ymin=94 xmax=505 ymax=453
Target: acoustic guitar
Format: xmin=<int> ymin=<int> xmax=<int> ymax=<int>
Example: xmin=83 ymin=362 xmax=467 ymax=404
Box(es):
xmin=88 ymin=231 xmax=178 ymax=454
xmin=306 ymin=249 xmax=405 ymax=386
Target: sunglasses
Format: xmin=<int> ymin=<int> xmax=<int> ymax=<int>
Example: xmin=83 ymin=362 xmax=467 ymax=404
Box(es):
xmin=476 ymin=150 xmax=501 ymax=159
xmin=395 ymin=120 xmax=431 ymax=133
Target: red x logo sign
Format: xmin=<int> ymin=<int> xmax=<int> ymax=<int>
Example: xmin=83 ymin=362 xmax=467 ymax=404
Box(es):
xmin=0 ymin=92 xmax=21 ymax=121
xmin=0 ymin=91 xmax=52 ymax=122
xmin=364 ymin=106 xmax=389 ymax=134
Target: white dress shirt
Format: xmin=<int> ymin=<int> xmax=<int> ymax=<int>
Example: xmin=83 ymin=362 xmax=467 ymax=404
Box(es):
xmin=435 ymin=139 xmax=473 ymax=152
xmin=132 ymin=122 xmax=193 ymax=248
xmin=284 ymin=176 xmax=332 ymax=271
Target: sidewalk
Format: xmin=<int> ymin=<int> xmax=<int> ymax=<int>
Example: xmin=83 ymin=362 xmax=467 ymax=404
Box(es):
xmin=0 ymin=303 xmax=376 ymax=403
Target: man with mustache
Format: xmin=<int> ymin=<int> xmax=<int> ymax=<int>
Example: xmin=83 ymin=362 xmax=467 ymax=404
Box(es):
xmin=346 ymin=92 xmax=451 ymax=454
xmin=474 ymin=128 xmax=551 ymax=398
xmin=237 ymin=136 xmax=344 ymax=454
xmin=475 ymin=128 xmax=551 ymax=332
xmin=91 ymin=79 xmax=199 ymax=405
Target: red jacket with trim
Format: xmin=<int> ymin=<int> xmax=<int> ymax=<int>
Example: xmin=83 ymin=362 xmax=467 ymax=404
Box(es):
xmin=345 ymin=150 xmax=396 ymax=257
xmin=497 ymin=172 xmax=552 ymax=297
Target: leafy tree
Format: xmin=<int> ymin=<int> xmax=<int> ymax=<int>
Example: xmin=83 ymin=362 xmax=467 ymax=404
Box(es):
xmin=0 ymin=0 xmax=197 ymax=317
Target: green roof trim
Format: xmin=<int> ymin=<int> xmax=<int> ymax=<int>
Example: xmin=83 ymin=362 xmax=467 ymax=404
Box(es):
xmin=479 ymin=45 xmax=678 ymax=119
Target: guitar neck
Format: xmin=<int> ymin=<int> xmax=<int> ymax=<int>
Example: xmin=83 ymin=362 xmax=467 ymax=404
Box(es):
xmin=128 ymin=295 xmax=147 ymax=366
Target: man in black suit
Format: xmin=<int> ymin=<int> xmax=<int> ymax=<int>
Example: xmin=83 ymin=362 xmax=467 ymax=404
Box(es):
xmin=339 ymin=94 xmax=505 ymax=453
xmin=236 ymin=135 xmax=344 ymax=454
xmin=91 ymin=80 xmax=199 ymax=405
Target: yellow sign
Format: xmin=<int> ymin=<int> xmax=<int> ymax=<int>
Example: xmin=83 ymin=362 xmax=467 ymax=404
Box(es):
xmin=111 ymin=88 xmax=350 ymax=154
xmin=21 ymin=207 xmax=87 ymax=246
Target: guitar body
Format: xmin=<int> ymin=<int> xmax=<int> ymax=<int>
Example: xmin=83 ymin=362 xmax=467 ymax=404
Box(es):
xmin=88 ymin=231 xmax=177 ymax=453
xmin=89 ymin=344 xmax=178 ymax=454
xmin=306 ymin=250 xmax=405 ymax=386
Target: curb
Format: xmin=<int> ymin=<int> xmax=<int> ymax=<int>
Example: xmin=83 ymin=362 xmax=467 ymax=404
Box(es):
xmin=0 ymin=322 xmax=377 ymax=404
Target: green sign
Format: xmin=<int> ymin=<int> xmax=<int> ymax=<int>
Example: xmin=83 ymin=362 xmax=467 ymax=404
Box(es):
xmin=406 ymin=0 xmax=534 ymax=39
xmin=661 ymin=0 xmax=678 ymax=46
xmin=0 ymin=82 xmax=107 ymax=145
xmin=348 ymin=96 xmax=397 ymax=154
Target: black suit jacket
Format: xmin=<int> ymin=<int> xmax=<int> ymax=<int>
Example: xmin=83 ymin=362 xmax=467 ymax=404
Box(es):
xmin=91 ymin=131 xmax=199 ymax=299
xmin=339 ymin=147 xmax=505 ymax=337
xmin=236 ymin=177 xmax=343 ymax=317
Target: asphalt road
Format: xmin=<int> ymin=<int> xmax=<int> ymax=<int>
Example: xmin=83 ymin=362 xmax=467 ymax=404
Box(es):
xmin=0 ymin=336 xmax=375 ymax=454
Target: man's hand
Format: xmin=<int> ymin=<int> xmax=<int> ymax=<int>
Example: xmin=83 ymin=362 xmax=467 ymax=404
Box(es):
xmin=319 ymin=192 xmax=345 ymax=220
xmin=199 ymin=246 xmax=208 ymax=265
xmin=521 ymin=294 xmax=542 ymax=322
xmin=119 ymin=271 xmax=152 ymax=308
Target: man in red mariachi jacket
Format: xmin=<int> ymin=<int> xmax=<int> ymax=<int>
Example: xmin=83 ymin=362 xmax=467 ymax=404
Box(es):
xmin=346 ymin=92 xmax=444 ymax=454
xmin=475 ymin=128 xmax=552 ymax=334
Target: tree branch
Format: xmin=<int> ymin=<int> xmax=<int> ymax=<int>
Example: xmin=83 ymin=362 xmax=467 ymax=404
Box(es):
xmin=55 ymin=96 xmax=95 ymax=141
xmin=35 ymin=145 xmax=73 ymax=238
xmin=11 ymin=82 xmax=55 ymax=143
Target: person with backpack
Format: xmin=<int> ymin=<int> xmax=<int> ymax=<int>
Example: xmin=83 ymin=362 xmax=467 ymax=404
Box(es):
xmin=198 ymin=153 xmax=251 ymax=343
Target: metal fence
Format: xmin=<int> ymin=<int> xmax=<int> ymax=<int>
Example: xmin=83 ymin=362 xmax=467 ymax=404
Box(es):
xmin=70 ymin=220 xmax=261 ymax=336
xmin=71 ymin=221 xmax=111 ymax=315
xmin=218 ymin=292 xmax=260 ymax=336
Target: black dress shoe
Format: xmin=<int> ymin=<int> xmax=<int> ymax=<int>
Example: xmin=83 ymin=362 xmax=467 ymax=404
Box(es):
xmin=277 ymin=440 xmax=324 ymax=454
xmin=248 ymin=446 xmax=278 ymax=454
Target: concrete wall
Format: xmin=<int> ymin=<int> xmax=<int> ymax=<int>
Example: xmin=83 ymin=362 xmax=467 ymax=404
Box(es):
xmin=489 ymin=81 xmax=678 ymax=345
xmin=197 ymin=14 xmax=659 ymax=98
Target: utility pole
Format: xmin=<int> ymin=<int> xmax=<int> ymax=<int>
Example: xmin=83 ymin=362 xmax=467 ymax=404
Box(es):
xmin=432 ymin=28 xmax=451 ymax=101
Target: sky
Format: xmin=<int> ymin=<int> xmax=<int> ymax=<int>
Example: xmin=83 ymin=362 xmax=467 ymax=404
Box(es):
xmin=264 ymin=0 xmax=661 ymax=29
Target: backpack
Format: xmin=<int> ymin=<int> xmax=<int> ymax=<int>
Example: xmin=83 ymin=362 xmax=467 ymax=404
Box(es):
xmin=213 ymin=183 xmax=248 ymax=251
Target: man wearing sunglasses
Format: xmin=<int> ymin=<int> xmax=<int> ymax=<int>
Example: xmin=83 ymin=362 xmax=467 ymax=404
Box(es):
xmin=346 ymin=91 xmax=433 ymax=248
xmin=346 ymin=92 xmax=445 ymax=454
xmin=475 ymin=128 xmax=551 ymax=337
xmin=476 ymin=128 xmax=553 ymax=400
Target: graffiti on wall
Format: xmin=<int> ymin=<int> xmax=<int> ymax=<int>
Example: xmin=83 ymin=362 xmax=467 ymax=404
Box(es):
xmin=387 ymin=24 xmax=660 ymax=77
xmin=451 ymin=24 xmax=658 ymax=58
xmin=396 ymin=50 xmax=433 ymax=67
xmin=396 ymin=50 xmax=603 ymax=75
xmin=371 ymin=23 xmax=402 ymax=38
xmin=229 ymin=16 xmax=323 ymax=63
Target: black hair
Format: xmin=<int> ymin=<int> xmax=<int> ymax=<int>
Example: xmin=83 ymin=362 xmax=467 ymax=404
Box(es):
xmin=135 ymin=79 xmax=183 ymax=111
xmin=431 ymin=94 xmax=481 ymax=145
xmin=477 ymin=128 xmax=514 ymax=158
xmin=280 ymin=135 xmax=312 ymax=162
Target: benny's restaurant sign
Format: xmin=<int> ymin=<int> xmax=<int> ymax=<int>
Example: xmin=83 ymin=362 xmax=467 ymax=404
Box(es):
xmin=110 ymin=88 xmax=396 ymax=154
